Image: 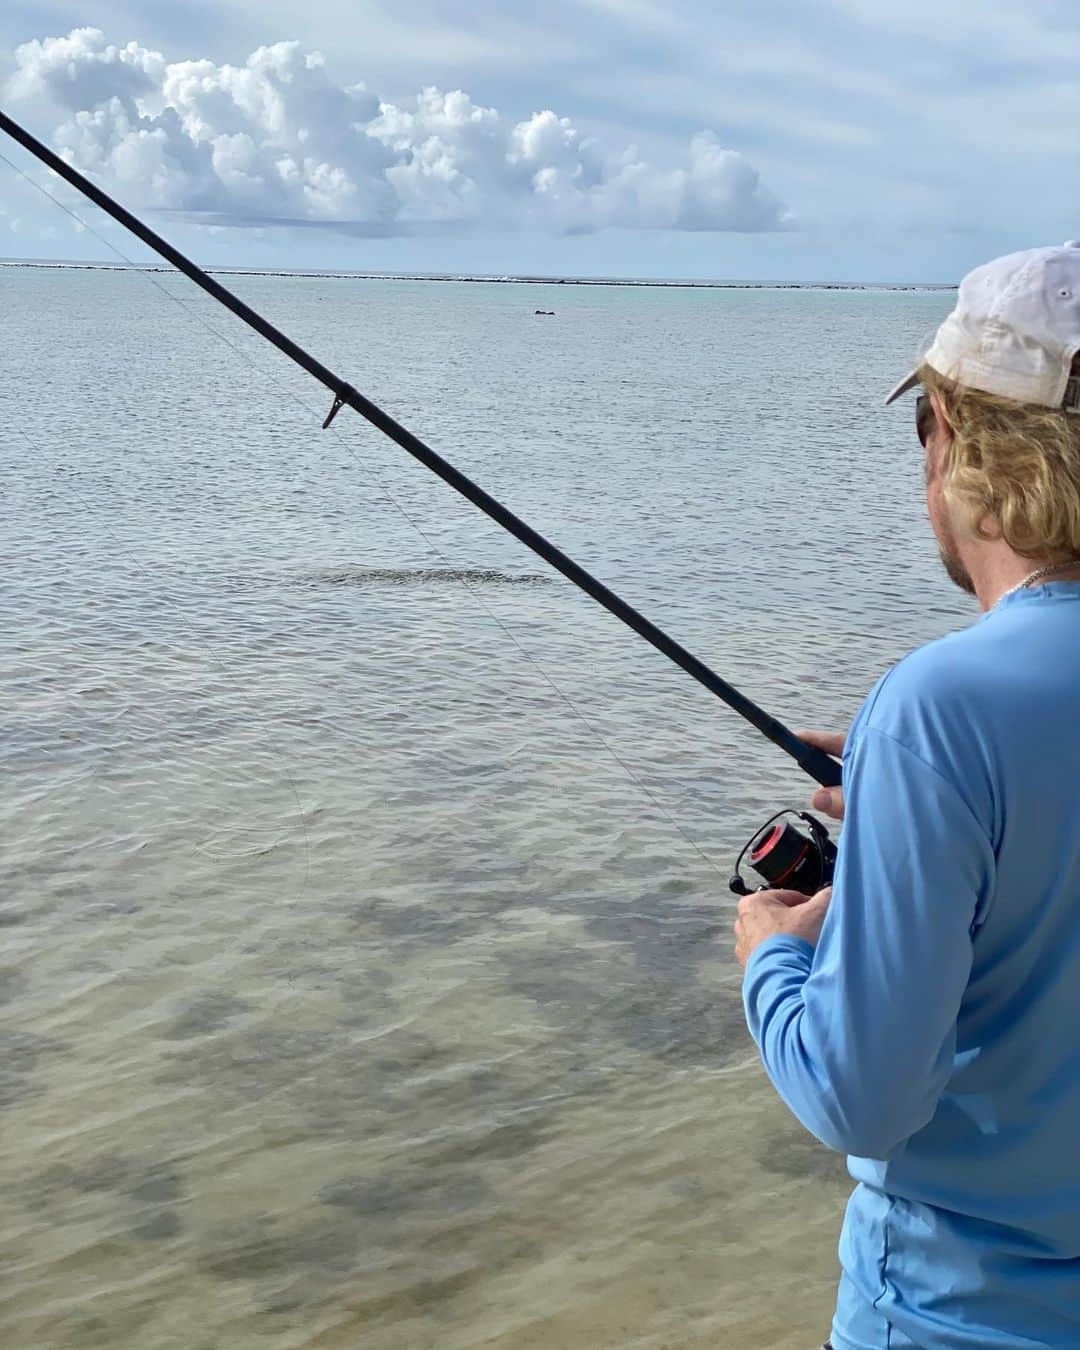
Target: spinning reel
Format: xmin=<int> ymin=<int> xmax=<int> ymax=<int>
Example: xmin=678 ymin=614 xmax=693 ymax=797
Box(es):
xmin=729 ymin=810 xmax=836 ymax=897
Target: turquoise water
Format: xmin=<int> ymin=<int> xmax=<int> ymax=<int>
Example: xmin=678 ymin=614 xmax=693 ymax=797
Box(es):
xmin=0 ymin=266 xmax=966 ymax=1348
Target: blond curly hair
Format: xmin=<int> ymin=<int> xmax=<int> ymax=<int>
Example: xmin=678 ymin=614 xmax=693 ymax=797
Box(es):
xmin=919 ymin=357 xmax=1080 ymax=558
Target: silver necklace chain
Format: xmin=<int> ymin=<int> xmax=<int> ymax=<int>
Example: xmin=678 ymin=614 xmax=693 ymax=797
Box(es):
xmin=1002 ymin=558 xmax=1080 ymax=599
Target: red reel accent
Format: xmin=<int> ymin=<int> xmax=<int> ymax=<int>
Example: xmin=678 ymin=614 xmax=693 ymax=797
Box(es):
xmin=750 ymin=824 xmax=784 ymax=864
xmin=772 ymin=843 xmax=811 ymax=887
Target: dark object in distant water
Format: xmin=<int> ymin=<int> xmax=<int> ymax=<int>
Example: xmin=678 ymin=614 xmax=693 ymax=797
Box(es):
xmin=534 ymin=309 xmax=556 ymax=316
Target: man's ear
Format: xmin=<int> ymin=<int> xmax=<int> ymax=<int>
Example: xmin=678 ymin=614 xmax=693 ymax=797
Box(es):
xmin=929 ymin=391 xmax=953 ymax=441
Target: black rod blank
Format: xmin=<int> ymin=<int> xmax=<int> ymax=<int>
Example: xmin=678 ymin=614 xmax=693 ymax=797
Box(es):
xmin=0 ymin=107 xmax=842 ymax=789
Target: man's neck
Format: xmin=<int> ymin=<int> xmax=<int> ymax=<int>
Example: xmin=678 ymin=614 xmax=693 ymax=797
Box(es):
xmin=968 ymin=543 xmax=1080 ymax=612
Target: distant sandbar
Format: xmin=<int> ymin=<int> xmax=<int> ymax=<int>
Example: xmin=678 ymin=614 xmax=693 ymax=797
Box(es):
xmin=0 ymin=258 xmax=954 ymax=292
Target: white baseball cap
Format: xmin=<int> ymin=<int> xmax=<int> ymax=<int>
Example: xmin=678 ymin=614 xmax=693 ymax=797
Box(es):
xmin=885 ymin=241 xmax=1080 ymax=414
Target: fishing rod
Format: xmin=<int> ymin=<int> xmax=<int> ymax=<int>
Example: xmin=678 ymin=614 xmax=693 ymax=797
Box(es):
xmin=1 ymin=108 xmax=842 ymax=890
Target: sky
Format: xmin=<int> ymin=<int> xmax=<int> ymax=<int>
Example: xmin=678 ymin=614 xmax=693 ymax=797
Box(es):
xmin=0 ymin=2 xmax=1077 ymax=284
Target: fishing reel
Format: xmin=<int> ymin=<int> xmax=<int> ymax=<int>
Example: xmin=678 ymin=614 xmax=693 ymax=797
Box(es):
xmin=729 ymin=810 xmax=836 ymax=897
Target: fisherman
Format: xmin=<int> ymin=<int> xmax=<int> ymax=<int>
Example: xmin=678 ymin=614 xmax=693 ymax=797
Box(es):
xmin=12 ymin=95 xmax=1077 ymax=1342
xmin=733 ymin=242 xmax=1080 ymax=1350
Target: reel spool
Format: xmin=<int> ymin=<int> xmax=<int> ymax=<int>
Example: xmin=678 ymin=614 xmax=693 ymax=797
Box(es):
xmin=730 ymin=811 xmax=837 ymax=897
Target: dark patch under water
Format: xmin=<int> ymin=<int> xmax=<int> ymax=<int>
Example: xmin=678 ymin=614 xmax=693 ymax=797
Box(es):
xmin=0 ymin=1044 xmax=37 ymax=1109
xmin=581 ymin=904 xmax=728 ymax=980
xmin=318 ymin=1168 xmax=489 ymax=1217
xmin=68 ymin=1154 xmax=133 ymax=1193
xmin=160 ymin=990 xmax=253 ymax=1040
xmin=504 ymin=941 xmax=749 ymax=1070
xmin=20 ymin=1153 xmax=187 ymax=1244
xmin=351 ymin=873 xmax=728 ymax=986
xmin=352 ymin=897 xmax=486 ymax=951
xmin=426 ymin=1117 xmax=554 ymax=1166
xmin=347 ymin=881 xmax=745 ymax=1074
xmin=222 ymin=565 xmax=555 ymax=591
xmin=755 ymin=1124 xmax=850 ymax=1184
xmin=199 ymin=1211 xmax=361 ymax=1281
xmin=0 ymin=967 xmax=28 ymax=1006
xmin=0 ymin=1030 xmax=67 ymax=1111
xmin=297 ymin=566 xmax=553 ymax=587
xmin=130 ymin=1208 xmax=183 ymax=1240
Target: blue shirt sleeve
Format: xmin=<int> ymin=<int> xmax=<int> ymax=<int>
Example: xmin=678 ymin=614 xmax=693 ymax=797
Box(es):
xmin=742 ymin=722 xmax=997 ymax=1160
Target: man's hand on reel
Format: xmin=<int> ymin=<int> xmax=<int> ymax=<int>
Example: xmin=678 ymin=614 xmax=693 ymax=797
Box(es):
xmin=734 ymin=885 xmax=833 ymax=968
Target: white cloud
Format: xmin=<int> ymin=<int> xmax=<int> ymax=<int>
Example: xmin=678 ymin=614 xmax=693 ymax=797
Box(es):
xmin=7 ymin=27 xmax=789 ymax=235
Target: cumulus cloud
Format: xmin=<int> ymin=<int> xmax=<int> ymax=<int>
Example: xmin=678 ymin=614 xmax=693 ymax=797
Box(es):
xmin=8 ymin=27 xmax=789 ymax=235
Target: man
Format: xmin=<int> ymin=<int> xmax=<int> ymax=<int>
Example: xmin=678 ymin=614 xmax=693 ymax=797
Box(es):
xmin=733 ymin=242 xmax=1080 ymax=1349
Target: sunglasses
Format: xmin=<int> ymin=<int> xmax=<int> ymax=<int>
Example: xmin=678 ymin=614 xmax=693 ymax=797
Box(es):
xmin=916 ymin=393 xmax=934 ymax=448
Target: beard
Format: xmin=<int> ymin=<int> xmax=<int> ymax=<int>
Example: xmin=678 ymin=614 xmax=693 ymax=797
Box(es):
xmin=926 ymin=464 xmax=977 ymax=595
xmin=938 ymin=543 xmax=977 ymax=595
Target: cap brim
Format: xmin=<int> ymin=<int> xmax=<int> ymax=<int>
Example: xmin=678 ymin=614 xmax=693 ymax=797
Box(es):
xmin=884 ymin=370 xmax=920 ymax=406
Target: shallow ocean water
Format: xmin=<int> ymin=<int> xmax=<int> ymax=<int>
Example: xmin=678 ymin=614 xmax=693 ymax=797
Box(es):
xmin=0 ymin=262 xmax=967 ymax=1348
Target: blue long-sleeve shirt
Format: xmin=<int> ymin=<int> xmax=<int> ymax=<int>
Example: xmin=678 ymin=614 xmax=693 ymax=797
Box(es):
xmin=743 ymin=582 xmax=1080 ymax=1349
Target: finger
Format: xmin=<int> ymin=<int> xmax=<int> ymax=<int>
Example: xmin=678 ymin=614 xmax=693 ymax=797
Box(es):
xmin=806 ymin=886 xmax=833 ymax=912
xmin=811 ymin=786 xmax=845 ymax=820
xmin=796 ymin=729 xmax=846 ymax=758
xmin=739 ymin=889 xmax=807 ymax=914
xmin=768 ymin=888 xmax=814 ymax=908
xmin=738 ymin=889 xmax=783 ymax=909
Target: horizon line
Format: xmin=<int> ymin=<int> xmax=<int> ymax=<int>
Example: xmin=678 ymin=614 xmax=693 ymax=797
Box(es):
xmin=0 ymin=256 xmax=958 ymax=292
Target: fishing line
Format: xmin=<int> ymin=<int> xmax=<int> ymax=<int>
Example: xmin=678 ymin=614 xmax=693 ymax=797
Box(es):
xmin=2 ymin=139 xmax=817 ymax=1185
xmin=0 ymin=109 xmax=843 ymax=794
xmin=10 ymin=403 xmax=749 ymax=1102
xmin=0 ymin=148 xmax=731 ymax=879
xmin=6 ymin=406 xmax=313 ymax=884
